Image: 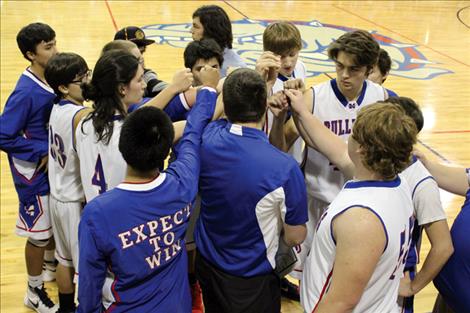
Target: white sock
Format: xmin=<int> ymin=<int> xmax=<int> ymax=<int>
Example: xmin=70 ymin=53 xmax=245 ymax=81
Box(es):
xmin=28 ymin=274 xmax=43 ymax=289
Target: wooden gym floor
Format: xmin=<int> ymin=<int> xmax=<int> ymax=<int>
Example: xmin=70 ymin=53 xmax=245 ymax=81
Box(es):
xmin=1 ymin=1 xmax=469 ymax=312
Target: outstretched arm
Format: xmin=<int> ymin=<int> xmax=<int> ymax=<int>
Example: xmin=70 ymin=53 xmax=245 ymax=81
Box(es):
xmin=143 ymin=68 xmax=194 ymax=110
xmin=414 ymin=150 xmax=468 ymax=196
xmin=286 ymin=89 xmax=354 ymax=179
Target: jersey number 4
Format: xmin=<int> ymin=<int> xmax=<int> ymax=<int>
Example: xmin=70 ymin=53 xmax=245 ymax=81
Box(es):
xmin=92 ymin=154 xmax=107 ymax=194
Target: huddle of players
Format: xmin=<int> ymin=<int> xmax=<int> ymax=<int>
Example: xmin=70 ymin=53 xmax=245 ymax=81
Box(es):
xmin=0 ymin=4 xmax=468 ymax=313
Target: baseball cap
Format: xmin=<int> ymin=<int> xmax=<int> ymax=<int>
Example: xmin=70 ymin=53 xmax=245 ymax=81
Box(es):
xmin=114 ymin=26 xmax=155 ymax=47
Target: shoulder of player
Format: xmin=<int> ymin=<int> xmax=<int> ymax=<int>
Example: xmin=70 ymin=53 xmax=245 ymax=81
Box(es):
xmin=73 ymin=107 xmax=93 ymax=132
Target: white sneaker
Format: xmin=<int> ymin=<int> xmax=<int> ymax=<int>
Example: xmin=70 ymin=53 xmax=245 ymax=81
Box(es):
xmin=42 ymin=261 xmax=57 ymax=282
xmin=24 ymin=285 xmax=58 ymax=313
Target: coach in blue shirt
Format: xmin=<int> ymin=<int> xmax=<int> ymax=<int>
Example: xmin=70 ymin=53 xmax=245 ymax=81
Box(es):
xmin=195 ymin=68 xmax=308 ymax=313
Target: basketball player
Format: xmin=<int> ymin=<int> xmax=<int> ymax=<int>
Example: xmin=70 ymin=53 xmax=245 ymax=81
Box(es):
xmin=263 ymin=21 xmax=306 ymax=166
xmin=260 ymin=20 xmax=307 ymax=300
xmin=184 ymin=38 xmax=223 ymax=87
xmin=77 ymin=66 xmax=219 ymax=312
xmin=76 ymin=50 xmax=193 ymax=202
xmin=183 ymin=37 xmax=224 ymax=313
xmin=44 ymin=52 xmax=90 ymax=313
xmin=368 ymin=48 xmax=398 ymax=97
xmin=276 ymin=30 xmax=388 ymax=278
xmin=191 ymin=5 xmax=247 ymax=76
xmin=383 ymin=97 xmax=453 ymax=313
xmin=114 ymin=25 xmax=169 ymax=97
xmin=414 ymin=153 xmax=470 ymax=313
xmin=284 ymin=94 xmax=453 ymax=312
xmin=290 ymin=96 xmax=417 ymax=312
xmin=0 ymin=22 xmax=58 ymax=312
xmin=194 ymin=68 xmax=308 ymax=313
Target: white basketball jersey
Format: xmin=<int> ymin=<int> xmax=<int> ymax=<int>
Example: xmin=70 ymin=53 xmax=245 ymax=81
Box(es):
xmin=401 ymin=157 xmax=446 ymax=225
xmin=264 ymin=60 xmax=307 ymax=164
xmin=48 ymin=101 xmax=86 ymax=202
xmin=75 ymin=115 xmax=127 ymax=202
xmin=304 ymin=79 xmax=387 ymax=202
xmin=301 ymin=175 xmax=414 ymax=313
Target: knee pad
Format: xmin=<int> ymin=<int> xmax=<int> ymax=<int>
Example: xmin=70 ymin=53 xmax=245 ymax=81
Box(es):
xmin=27 ymin=237 xmax=50 ymax=248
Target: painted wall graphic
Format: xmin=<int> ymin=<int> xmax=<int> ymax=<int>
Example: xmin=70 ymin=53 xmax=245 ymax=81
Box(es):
xmin=142 ymin=19 xmax=453 ymax=80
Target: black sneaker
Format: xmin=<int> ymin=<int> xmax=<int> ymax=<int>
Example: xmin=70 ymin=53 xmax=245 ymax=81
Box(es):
xmin=280 ymin=277 xmax=300 ymax=301
xmin=24 ymin=285 xmax=59 ymax=313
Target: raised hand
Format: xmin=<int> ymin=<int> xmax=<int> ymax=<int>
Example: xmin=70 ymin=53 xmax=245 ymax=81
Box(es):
xmin=284 ymin=89 xmax=307 ymax=115
xmin=284 ymin=78 xmax=305 ymax=92
xmin=267 ymin=91 xmax=289 ymax=117
xmin=171 ymin=68 xmax=194 ymax=93
xmin=255 ymin=51 xmax=281 ymax=87
xmin=199 ymin=65 xmax=220 ymax=89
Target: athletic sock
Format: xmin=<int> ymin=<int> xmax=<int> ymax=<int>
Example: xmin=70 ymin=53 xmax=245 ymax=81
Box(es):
xmin=59 ymin=292 xmax=75 ymax=311
xmin=28 ymin=274 xmax=43 ymax=289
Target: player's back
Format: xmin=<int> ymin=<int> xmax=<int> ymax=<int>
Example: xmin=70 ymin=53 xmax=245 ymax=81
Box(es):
xmin=196 ymin=119 xmax=306 ymax=277
xmin=79 ymin=174 xmax=193 ymax=313
xmin=304 ymin=78 xmax=386 ymax=203
xmin=301 ymin=175 xmax=414 ymax=313
xmin=75 ymin=115 xmax=126 ymax=202
xmin=48 ymin=100 xmax=86 ymax=202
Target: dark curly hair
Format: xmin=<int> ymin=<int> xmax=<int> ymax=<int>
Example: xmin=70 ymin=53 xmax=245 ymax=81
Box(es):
xmin=328 ymin=30 xmax=380 ymax=72
xmin=351 ymin=103 xmax=417 ymax=180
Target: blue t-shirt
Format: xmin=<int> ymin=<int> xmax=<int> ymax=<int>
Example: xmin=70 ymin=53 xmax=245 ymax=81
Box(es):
xmin=195 ymin=119 xmax=308 ymax=277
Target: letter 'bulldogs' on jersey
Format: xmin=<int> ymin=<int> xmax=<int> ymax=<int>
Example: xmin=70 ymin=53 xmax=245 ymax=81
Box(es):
xmin=304 ymin=79 xmax=387 ymax=203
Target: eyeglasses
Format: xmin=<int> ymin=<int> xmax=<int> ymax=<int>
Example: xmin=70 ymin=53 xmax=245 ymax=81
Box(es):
xmin=70 ymin=69 xmax=92 ymax=84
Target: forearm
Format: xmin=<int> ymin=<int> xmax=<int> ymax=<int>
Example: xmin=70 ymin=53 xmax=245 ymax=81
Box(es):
xmin=411 ymin=243 xmax=453 ymax=294
xmin=172 ymin=121 xmax=186 ymax=143
xmin=315 ymin=297 xmax=355 ymax=313
xmin=143 ymin=84 xmax=180 ymax=110
xmin=420 ymin=160 xmax=468 ymax=196
xmin=167 ymin=88 xmax=216 ymax=194
xmin=269 ymin=111 xmax=288 ymax=151
xmin=295 ymin=110 xmax=353 ymax=177
xmin=0 ymin=136 xmax=47 ymax=162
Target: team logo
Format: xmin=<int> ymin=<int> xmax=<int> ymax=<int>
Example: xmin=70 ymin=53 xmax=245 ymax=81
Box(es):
xmin=135 ymin=29 xmax=145 ymax=40
xmin=25 ymin=204 xmax=36 ymax=217
xmin=142 ymin=19 xmax=452 ymax=80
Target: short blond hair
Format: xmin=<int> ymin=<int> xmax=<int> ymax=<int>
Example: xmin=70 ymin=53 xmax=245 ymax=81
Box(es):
xmin=263 ymin=22 xmax=302 ymax=55
xmin=352 ymin=103 xmax=417 ymax=180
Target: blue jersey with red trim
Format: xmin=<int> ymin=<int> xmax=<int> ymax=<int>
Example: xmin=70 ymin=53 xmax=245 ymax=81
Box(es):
xmin=77 ymin=88 xmax=216 ymax=313
xmin=195 ymin=119 xmax=308 ymax=277
xmin=0 ymin=69 xmax=55 ymax=203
